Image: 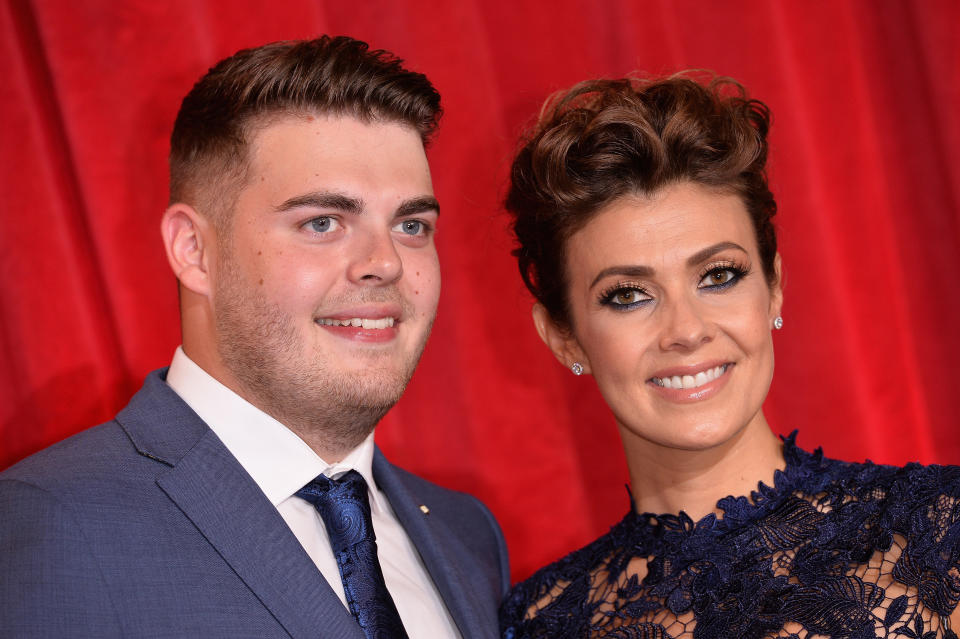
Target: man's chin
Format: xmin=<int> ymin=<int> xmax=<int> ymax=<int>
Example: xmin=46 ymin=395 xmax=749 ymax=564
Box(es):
xmin=336 ymin=373 xmax=409 ymax=409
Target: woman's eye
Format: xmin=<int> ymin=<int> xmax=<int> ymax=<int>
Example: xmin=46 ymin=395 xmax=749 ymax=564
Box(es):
xmin=305 ymin=217 xmax=340 ymax=233
xmin=614 ymin=290 xmax=643 ymax=305
xmin=700 ymin=268 xmax=738 ymax=288
xmin=394 ymin=219 xmax=427 ymax=236
xmin=603 ymin=287 xmax=650 ymax=307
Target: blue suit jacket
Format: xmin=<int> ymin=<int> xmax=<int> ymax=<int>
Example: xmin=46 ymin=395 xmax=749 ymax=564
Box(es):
xmin=0 ymin=370 xmax=509 ymax=638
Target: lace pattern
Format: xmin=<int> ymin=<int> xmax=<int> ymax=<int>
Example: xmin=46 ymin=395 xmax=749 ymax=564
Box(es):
xmin=501 ymin=433 xmax=960 ymax=638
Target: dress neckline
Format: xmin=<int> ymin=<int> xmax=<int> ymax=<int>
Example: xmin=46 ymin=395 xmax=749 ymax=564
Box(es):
xmin=622 ymin=431 xmax=828 ymax=538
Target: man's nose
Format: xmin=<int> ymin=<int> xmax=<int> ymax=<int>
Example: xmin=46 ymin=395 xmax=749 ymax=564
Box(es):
xmin=347 ymin=230 xmax=403 ymax=285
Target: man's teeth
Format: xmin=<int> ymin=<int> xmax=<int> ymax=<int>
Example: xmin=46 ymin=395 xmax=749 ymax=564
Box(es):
xmin=653 ymin=365 xmax=728 ymax=389
xmin=317 ymin=317 xmax=396 ymax=329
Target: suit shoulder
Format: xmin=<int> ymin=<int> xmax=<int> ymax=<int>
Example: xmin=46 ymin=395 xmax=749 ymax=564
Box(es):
xmin=0 ymin=418 xmax=162 ymax=508
xmin=1 ymin=420 xmax=134 ymax=485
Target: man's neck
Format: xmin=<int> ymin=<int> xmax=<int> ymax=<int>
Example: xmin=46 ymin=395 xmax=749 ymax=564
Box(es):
xmin=169 ymin=346 xmax=379 ymax=462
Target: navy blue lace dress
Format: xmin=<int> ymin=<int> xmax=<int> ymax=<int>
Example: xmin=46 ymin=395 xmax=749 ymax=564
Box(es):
xmin=501 ymin=434 xmax=960 ymax=638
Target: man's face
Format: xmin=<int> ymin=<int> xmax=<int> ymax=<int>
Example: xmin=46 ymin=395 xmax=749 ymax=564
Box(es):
xmin=210 ymin=114 xmax=440 ymax=453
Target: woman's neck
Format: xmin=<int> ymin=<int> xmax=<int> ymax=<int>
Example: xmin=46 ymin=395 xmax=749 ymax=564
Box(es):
xmin=620 ymin=417 xmax=784 ymax=521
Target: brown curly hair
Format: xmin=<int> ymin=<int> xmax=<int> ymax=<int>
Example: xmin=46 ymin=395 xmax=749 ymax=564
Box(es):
xmin=506 ymin=73 xmax=778 ymax=329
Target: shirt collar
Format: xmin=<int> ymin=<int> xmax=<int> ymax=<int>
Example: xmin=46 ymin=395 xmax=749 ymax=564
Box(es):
xmin=164 ymin=346 xmax=385 ymax=513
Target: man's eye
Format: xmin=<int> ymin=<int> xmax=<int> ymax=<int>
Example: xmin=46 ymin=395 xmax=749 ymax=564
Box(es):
xmin=394 ymin=219 xmax=427 ymax=236
xmin=306 ymin=217 xmax=340 ymax=233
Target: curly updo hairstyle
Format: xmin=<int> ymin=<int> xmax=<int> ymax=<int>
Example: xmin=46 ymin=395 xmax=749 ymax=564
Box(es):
xmin=506 ymin=73 xmax=778 ymax=329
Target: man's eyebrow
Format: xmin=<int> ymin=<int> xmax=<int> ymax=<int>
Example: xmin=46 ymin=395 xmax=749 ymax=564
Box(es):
xmin=589 ymin=242 xmax=749 ymax=289
xmin=395 ymin=196 xmax=440 ymax=218
xmin=274 ymin=192 xmax=363 ymax=214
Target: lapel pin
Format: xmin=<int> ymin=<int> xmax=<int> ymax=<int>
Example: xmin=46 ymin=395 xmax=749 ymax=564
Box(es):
xmin=419 ymin=504 xmax=430 ymax=515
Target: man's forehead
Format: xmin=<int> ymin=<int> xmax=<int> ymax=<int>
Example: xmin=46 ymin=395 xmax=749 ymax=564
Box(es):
xmin=237 ymin=112 xmax=433 ymax=207
xmin=247 ymin=111 xmax=423 ymax=153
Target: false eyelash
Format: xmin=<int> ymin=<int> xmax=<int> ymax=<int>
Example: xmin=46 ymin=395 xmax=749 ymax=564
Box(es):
xmin=699 ymin=260 xmax=750 ymax=290
xmin=597 ymin=281 xmax=651 ymax=308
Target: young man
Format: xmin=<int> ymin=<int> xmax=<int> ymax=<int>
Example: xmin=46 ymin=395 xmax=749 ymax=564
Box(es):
xmin=0 ymin=36 xmax=508 ymax=638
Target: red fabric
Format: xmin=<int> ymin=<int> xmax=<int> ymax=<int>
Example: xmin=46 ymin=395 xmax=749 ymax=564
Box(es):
xmin=2 ymin=0 xmax=959 ymax=582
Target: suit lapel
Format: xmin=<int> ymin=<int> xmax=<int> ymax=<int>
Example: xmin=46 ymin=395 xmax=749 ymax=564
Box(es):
xmin=374 ymin=451 xmax=497 ymax=639
xmin=118 ymin=371 xmax=364 ymax=639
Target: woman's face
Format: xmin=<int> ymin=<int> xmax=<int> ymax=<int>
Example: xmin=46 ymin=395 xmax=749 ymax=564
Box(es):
xmin=540 ymin=181 xmax=782 ymax=452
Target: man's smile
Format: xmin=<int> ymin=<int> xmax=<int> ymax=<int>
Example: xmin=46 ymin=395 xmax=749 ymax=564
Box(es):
xmin=314 ymin=304 xmax=404 ymax=343
xmin=316 ymin=317 xmax=396 ymax=329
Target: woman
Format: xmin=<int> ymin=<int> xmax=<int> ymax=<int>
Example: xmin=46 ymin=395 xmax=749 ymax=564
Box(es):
xmin=500 ymin=74 xmax=960 ymax=638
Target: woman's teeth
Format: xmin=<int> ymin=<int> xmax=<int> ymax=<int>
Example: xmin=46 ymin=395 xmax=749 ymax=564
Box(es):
xmin=652 ymin=364 xmax=728 ymax=389
xmin=317 ymin=317 xmax=395 ymax=329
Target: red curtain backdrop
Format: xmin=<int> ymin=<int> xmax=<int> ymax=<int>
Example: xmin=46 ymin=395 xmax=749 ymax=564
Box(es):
xmin=2 ymin=0 xmax=959 ymax=582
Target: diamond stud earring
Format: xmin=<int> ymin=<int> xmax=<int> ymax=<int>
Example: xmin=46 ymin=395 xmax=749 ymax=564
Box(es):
xmin=773 ymin=316 xmax=784 ymax=330
xmin=571 ymin=362 xmax=584 ymax=376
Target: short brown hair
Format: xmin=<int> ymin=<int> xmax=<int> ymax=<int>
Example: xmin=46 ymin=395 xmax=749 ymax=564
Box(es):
xmin=169 ymin=35 xmax=442 ymax=221
xmin=506 ymin=73 xmax=777 ymax=328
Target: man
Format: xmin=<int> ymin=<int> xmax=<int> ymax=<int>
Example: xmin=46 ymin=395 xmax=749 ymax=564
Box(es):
xmin=0 ymin=36 xmax=508 ymax=638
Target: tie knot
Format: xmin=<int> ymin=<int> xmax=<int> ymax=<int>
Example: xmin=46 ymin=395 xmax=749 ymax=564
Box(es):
xmin=296 ymin=470 xmax=375 ymax=544
xmin=298 ymin=469 xmax=368 ymax=503
xmin=297 ymin=470 xmax=370 ymax=511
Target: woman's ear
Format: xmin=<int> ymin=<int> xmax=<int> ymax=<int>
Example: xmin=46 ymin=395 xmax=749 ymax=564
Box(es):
xmin=769 ymin=252 xmax=784 ymax=325
xmin=531 ymin=303 xmax=591 ymax=375
xmin=161 ymin=203 xmax=214 ymax=297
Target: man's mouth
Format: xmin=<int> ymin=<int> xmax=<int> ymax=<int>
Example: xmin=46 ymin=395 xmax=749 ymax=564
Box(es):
xmin=650 ymin=364 xmax=731 ymax=390
xmin=316 ymin=317 xmax=397 ymax=329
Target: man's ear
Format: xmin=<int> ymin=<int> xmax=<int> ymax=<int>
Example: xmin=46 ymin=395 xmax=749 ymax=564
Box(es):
xmin=769 ymin=252 xmax=784 ymax=326
xmin=161 ymin=203 xmax=214 ymax=297
xmin=531 ymin=303 xmax=591 ymax=375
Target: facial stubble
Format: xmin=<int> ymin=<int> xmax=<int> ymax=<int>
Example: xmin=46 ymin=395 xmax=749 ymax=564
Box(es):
xmin=213 ymin=251 xmax=433 ymax=459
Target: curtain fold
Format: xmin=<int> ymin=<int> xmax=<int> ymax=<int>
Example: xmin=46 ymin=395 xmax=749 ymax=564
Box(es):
xmin=2 ymin=0 xmax=958 ymax=581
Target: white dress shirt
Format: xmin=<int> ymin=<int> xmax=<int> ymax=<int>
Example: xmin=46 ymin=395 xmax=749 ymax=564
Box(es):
xmin=165 ymin=347 xmax=460 ymax=638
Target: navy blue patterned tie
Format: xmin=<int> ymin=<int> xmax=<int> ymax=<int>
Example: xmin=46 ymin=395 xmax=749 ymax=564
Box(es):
xmin=296 ymin=470 xmax=408 ymax=639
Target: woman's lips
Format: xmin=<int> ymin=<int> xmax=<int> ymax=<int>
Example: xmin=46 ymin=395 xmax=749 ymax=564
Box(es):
xmin=647 ymin=362 xmax=734 ymax=402
xmin=650 ymin=363 xmax=729 ymax=390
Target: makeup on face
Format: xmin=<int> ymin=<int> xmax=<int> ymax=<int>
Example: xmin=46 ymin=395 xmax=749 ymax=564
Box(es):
xmin=557 ymin=181 xmax=781 ymax=453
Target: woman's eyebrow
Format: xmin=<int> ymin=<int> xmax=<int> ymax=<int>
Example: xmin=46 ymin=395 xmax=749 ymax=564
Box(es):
xmin=590 ymin=265 xmax=654 ymax=289
xmin=686 ymin=242 xmax=748 ymax=266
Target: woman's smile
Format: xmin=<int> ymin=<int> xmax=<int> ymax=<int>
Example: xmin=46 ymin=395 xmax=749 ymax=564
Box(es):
xmin=648 ymin=361 xmax=733 ymax=402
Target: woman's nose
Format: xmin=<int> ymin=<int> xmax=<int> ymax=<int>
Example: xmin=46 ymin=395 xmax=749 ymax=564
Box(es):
xmin=658 ymin=294 xmax=713 ymax=351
